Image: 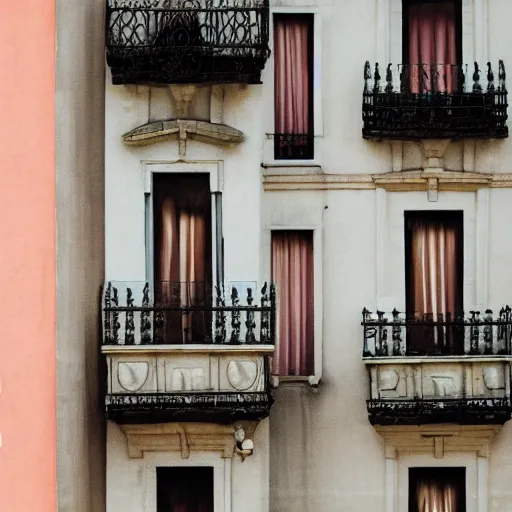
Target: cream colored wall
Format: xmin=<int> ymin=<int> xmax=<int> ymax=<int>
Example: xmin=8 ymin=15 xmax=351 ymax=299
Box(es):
xmin=55 ymin=0 xmax=106 ymax=510
xmin=265 ymin=186 xmax=512 ymax=512
xmin=104 ymin=0 xmax=512 ymax=510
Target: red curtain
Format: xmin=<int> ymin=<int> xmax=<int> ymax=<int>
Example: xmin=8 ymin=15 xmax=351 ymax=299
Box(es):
xmin=408 ymin=2 xmax=457 ymax=93
xmin=271 ymin=231 xmax=314 ymax=376
xmin=274 ymin=18 xmax=310 ymax=134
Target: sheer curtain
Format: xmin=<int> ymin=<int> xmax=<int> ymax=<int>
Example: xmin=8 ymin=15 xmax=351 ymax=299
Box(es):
xmin=416 ymin=477 xmax=458 ymax=512
xmin=408 ymin=217 xmax=462 ymax=354
xmin=408 ymin=2 xmax=457 ymax=93
xmin=160 ymin=198 xmax=207 ymax=343
xmin=271 ymin=231 xmax=314 ymax=376
xmin=155 ymin=174 xmax=211 ymax=344
xmin=274 ymin=18 xmax=310 ymax=135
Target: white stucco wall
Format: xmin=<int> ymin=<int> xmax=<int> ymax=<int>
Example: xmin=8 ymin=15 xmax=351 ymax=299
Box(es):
xmin=103 ymin=0 xmax=512 ymax=511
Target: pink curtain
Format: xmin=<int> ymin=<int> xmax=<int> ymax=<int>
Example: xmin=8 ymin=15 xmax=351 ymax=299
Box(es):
xmin=271 ymin=231 xmax=314 ymax=376
xmin=408 ymin=2 xmax=457 ymax=93
xmin=409 ymin=217 xmax=462 ymax=354
xmin=416 ymin=477 xmax=459 ymax=512
xmin=274 ymin=18 xmax=310 ymax=134
xmin=159 ymin=197 xmax=207 ymax=344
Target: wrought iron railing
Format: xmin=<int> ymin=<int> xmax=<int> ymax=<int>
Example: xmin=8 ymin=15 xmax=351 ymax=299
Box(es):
xmin=106 ymin=0 xmax=270 ymax=85
xmin=362 ymin=307 xmax=512 ymax=357
xmin=102 ymin=281 xmax=276 ymax=345
xmin=273 ymin=133 xmax=314 ymax=160
xmin=362 ymin=61 xmax=508 ymax=140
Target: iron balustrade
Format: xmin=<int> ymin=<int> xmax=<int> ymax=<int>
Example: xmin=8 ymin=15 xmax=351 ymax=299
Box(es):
xmin=367 ymin=398 xmax=512 ymax=426
xmin=273 ymin=133 xmax=314 ymax=160
xmin=106 ymin=0 xmax=270 ymax=85
xmin=362 ymin=61 xmax=508 ymax=140
xmin=362 ymin=307 xmax=512 ymax=357
xmin=103 ymin=281 xmax=276 ymax=345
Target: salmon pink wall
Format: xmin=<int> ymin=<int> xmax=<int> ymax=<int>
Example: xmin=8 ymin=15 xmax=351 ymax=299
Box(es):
xmin=0 ymin=1 xmax=56 ymax=510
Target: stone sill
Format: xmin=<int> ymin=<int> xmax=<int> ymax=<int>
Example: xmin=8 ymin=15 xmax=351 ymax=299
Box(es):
xmin=363 ymin=355 xmax=512 ymax=365
xmin=102 ymin=344 xmax=275 ymax=355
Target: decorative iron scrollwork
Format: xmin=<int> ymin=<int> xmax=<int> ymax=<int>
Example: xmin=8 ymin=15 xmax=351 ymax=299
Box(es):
xmin=362 ymin=61 xmax=508 ymax=140
xmin=230 ymin=287 xmax=241 ymax=343
xmin=362 ymin=306 xmax=512 ymax=357
xmin=105 ymin=0 xmax=271 ymax=85
xmin=125 ymin=287 xmax=135 ymax=345
xmin=103 ymin=281 xmax=276 ymax=346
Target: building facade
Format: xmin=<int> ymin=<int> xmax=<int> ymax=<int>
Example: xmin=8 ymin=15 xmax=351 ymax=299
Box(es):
xmin=98 ymin=0 xmax=512 ymax=511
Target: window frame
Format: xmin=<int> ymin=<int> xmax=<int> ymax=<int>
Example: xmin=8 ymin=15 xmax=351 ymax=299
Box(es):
xmin=273 ymin=13 xmax=315 ymax=161
xmin=263 ymin=8 xmax=323 ymax=166
xmin=141 ymin=452 xmax=230 ymax=512
xmin=271 ymin=229 xmax=315 ymax=377
xmin=263 ymin=225 xmax=323 ymax=387
xmin=397 ymin=453 xmax=480 ymax=512
xmin=143 ymin=162 xmax=224 ymax=290
xmin=404 ymin=210 xmax=464 ymax=325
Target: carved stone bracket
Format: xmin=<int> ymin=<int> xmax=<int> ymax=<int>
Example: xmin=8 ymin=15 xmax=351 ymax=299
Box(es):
xmin=375 ymin=424 xmax=501 ymax=460
xmin=169 ymin=85 xmax=198 ymax=119
xmin=421 ymin=139 xmax=451 ymax=172
xmin=123 ymin=119 xmax=244 ymax=157
xmin=121 ymin=423 xmax=236 ymax=460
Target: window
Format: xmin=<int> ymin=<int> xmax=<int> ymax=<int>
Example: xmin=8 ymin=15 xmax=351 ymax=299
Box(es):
xmin=157 ymin=466 xmax=214 ymax=512
xmin=402 ymin=0 xmax=462 ymax=93
xmin=273 ymin=14 xmax=314 ymax=160
xmin=271 ymin=230 xmax=314 ymax=376
xmin=409 ymin=467 xmax=466 ymax=512
xmin=152 ymin=173 xmax=213 ymax=343
xmin=405 ymin=211 xmax=464 ymax=355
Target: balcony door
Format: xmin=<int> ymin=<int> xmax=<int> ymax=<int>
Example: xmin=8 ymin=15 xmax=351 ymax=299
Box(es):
xmin=405 ymin=211 xmax=463 ymax=355
xmin=402 ymin=0 xmax=462 ymax=93
xmin=152 ymin=173 xmax=213 ymax=343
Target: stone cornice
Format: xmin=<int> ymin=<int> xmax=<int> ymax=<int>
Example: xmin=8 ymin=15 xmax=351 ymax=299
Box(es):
xmin=375 ymin=424 xmax=502 ymax=459
xmin=262 ymin=169 xmax=512 ymax=192
xmin=121 ymin=423 xmax=236 ymax=459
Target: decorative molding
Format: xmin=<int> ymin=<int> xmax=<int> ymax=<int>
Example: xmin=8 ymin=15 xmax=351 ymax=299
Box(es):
xmin=123 ymin=120 xmax=244 ymax=157
xmin=263 ymin=170 xmax=512 ymax=192
xmin=375 ymin=424 xmax=501 ymax=459
xmin=102 ymin=344 xmax=275 ymax=355
xmin=121 ymin=423 xmax=236 ymax=460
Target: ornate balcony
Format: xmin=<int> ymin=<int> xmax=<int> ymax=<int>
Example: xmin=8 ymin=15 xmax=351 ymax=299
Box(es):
xmin=362 ymin=308 xmax=512 ymax=426
xmin=102 ymin=281 xmax=275 ymax=423
xmin=106 ymin=0 xmax=270 ymax=85
xmin=362 ymin=61 xmax=508 ymax=140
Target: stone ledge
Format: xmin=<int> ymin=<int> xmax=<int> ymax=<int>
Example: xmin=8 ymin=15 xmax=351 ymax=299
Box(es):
xmin=263 ymin=170 xmax=512 ymax=191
